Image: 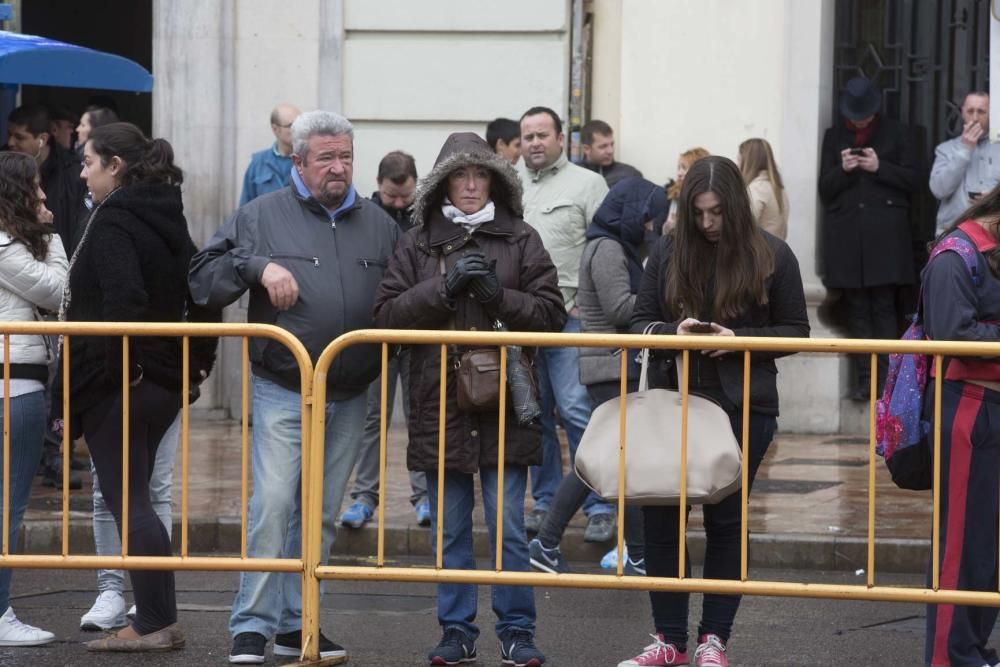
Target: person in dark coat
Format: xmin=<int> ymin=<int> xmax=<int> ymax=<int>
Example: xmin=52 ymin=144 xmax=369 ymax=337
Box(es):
xmin=57 ymin=123 xmax=217 ymax=652
xmin=819 ymin=77 xmax=918 ymax=400
xmin=373 ymin=132 xmax=565 ymax=667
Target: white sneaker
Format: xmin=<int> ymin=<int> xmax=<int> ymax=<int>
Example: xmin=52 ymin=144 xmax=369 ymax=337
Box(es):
xmin=0 ymin=607 xmax=54 ymax=646
xmin=80 ymin=591 xmax=127 ymax=630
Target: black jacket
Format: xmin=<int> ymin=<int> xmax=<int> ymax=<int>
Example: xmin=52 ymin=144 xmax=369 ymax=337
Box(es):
xmin=189 ymin=186 xmax=400 ymax=399
xmin=819 ymin=117 xmax=918 ymax=288
xmin=370 ymin=191 xmax=416 ymax=233
xmin=584 ymin=160 xmax=643 ymax=189
xmin=630 ymin=233 xmax=810 ymax=415
xmin=57 ymin=184 xmax=219 ymax=424
xmin=39 ymin=141 xmax=86 ymax=255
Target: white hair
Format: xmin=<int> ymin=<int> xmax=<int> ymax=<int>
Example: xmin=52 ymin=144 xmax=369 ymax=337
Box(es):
xmin=291 ymin=110 xmax=354 ymax=158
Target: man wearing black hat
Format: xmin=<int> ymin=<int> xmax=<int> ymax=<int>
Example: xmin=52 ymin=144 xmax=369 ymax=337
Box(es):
xmin=818 ymin=76 xmax=919 ymax=400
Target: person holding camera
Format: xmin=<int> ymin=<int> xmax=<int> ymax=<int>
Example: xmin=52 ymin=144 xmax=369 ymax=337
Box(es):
xmin=819 ymin=76 xmax=918 ymax=401
xmin=929 ymin=91 xmax=1000 ymax=235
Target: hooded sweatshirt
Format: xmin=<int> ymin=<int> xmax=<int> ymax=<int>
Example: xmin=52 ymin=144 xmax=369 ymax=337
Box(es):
xmin=58 ymin=183 xmax=218 ymax=421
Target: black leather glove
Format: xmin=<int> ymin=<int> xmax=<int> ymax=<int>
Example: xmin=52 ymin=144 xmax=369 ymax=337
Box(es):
xmin=444 ymin=252 xmax=489 ymax=298
xmin=469 ymin=260 xmax=502 ymax=304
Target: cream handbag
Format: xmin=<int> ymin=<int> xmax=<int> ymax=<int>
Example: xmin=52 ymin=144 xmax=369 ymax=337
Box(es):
xmin=574 ymin=339 xmax=742 ymax=505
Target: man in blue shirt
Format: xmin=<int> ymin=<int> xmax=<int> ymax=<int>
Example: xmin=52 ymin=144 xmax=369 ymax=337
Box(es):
xmin=238 ymin=103 xmax=301 ymax=206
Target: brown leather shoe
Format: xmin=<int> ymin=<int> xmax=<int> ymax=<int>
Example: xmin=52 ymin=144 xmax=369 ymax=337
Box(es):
xmin=85 ymin=623 xmax=185 ymax=652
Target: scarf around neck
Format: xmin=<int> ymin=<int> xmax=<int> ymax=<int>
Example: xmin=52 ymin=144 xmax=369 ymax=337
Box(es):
xmin=441 ymin=198 xmax=495 ymax=232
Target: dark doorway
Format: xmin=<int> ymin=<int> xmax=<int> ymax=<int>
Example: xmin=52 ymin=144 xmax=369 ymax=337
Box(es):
xmin=19 ymin=0 xmax=153 ymax=136
xmin=833 ymin=0 xmax=991 ymax=243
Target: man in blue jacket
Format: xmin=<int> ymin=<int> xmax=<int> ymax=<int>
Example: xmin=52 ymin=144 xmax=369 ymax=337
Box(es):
xmin=190 ymin=110 xmax=399 ymax=665
xmin=237 ymin=103 xmax=301 ymax=206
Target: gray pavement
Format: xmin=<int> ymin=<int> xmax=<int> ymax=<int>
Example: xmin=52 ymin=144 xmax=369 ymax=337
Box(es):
xmin=0 ymin=555 xmax=989 ymax=666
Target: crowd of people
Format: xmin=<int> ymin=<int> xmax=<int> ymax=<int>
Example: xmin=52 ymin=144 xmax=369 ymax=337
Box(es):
xmin=0 ymin=72 xmax=996 ymax=666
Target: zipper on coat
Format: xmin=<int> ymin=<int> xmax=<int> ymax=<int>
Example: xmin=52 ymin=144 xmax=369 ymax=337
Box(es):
xmin=269 ymin=253 xmax=320 ymax=267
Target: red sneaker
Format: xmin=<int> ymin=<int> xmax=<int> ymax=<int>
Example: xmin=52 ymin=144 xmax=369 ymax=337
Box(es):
xmin=618 ymin=633 xmax=689 ymax=666
xmin=693 ymin=634 xmax=728 ymax=667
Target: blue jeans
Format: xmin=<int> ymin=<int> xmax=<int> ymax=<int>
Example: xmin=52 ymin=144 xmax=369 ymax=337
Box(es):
xmin=0 ymin=391 xmax=46 ymax=611
xmin=425 ymin=466 xmax=536 ymax=640
xmin=349 ymin=350 xmax=428 ymax=508
xmin=530 ymin=317 xmax=611 ymax=517
xmin=229 ymin=375 xmax=367 ymax=638
xmin=93 ymin=412 xmax=179 ymax=593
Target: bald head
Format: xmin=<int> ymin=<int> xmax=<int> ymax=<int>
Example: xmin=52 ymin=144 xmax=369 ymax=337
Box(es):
xmin=270 ymin=103 xmax=301 ymax=156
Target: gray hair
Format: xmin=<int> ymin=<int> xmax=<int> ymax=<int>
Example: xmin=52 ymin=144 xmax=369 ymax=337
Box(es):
xmin=291 ymin=110 xmax=354 ymax=158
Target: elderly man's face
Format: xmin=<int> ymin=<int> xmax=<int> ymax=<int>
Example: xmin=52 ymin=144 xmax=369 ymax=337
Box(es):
xmin=294 ymin=134 xmax=353 ymax=208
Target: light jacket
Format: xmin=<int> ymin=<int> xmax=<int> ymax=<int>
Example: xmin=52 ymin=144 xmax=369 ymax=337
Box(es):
xmin=518 ymin=154 xmax=608 ymax=312
xmin=748 ymin=172 xmax=790 ymax=240
xmin=238 ymin=144 xmax=293 ymax=207
xmin=0 ymin=231 xmax=67 ymax=369
xmin=929 ymin=136 xmax=1000 ymax=234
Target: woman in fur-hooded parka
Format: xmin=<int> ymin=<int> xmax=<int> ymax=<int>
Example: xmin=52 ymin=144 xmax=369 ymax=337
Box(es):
xmin=373 ymin=132 xmax=566 ymax=474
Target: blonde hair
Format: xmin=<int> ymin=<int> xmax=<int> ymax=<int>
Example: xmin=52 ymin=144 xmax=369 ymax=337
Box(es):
xmin=667 ymin=147 xmax=710 ymax=200
xmin=738 ymin=138 xmax=785 ymax=214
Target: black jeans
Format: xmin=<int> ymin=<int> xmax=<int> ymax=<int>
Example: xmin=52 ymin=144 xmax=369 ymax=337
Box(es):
xmin=536 ymin=380 xmax=644 ymax=561
xmin=843 ymin=286 xmax=899 ymax=394
xmin=642 ymin=406 xmax=776 ymax=651
xmin=82 ymin=381 xmax=181 ymax=635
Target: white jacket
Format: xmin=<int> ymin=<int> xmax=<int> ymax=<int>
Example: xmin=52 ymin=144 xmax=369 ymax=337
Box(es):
xmin=0 ymin=231 xmax=68 ymax=367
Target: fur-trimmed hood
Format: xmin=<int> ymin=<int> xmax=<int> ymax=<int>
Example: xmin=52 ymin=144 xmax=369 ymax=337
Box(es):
xmin=412 ymin=132 xmax=524 ymax=226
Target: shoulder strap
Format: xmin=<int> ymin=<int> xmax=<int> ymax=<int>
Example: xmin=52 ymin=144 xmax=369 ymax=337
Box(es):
xmin=915 ymin=235 xmax=982 ymax=325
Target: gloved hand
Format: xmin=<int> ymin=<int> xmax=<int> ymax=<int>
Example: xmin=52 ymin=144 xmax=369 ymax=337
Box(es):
xmin=469 ymin=260 xmax=502 ymax=304
xmin=444 ymin=252 xmax=490 ymax=299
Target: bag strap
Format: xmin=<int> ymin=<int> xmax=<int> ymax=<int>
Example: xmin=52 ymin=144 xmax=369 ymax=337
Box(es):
xmin=913 ymin=235 xmax=980 ymax=326
xmin=638 ymin=322 xmax=665 ymax=391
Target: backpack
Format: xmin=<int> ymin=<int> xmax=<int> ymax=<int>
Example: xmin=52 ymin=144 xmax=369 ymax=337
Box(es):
xmin=874 ymin=234 xmax=981 ymax=490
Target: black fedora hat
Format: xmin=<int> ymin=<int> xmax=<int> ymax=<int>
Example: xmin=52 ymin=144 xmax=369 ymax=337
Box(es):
xmin=839 ymin=77 xmax=881 ymax=121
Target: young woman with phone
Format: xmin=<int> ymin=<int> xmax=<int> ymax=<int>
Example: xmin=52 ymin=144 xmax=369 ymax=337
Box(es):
xmin=619 ymin=156 xmax=809 ymax=667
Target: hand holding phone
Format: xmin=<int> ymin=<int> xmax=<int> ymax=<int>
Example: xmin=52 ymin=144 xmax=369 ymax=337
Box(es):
xmin=688 ymin=321 xmax=714 ymax=334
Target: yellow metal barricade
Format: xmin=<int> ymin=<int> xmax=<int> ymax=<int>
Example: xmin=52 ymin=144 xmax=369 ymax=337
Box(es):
xmin=0 ymin=322 xmax=329 ymax=662
xmin=303 ymin=328 xmax=1000 ymax=664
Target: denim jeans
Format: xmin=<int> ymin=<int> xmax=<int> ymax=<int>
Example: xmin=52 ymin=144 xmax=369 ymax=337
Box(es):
xmin=530 ymin=317 xmax=611 ymax=517
xmin=229 ymin=375 xmax=367 ymax=638
xmin=425 ymin=465 xmax=536 ymax=640
xmin=93 ymin=412 xmax=179 ymax=593
xmin=643 ymin=408 xmax=777 ymax=651
xmin=349 ymin=350 xmax=428 ymax=508
xmin=537 ymin=380 xmax=644 ymax=560
xmin=0 ymin=390 xmax=46 ymax=611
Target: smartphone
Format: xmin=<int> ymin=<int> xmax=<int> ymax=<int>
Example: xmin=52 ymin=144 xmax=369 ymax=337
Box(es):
xmin=849 ymin=147 xmax=866 ymax=156
xmin=689 ymin=322 xmax=714 ymax=334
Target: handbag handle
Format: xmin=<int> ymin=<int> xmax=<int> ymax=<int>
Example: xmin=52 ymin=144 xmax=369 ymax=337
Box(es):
xmin=638 ymin=321 xmax=665 ymax=391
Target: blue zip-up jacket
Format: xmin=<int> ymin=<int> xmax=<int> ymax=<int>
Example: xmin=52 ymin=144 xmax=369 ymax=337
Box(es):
xmin=238 ymin=143 xmax=293 ymax=206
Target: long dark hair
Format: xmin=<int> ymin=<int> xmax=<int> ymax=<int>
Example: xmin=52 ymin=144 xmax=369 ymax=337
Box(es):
xmin=88 ymin=122 xmax=183 ymax=187
xmin=666 ymin=155 xmax=775 ymax=321
xmin=0 ymin=153 xmax=51 ymax=260
xmin=934 ymin=182 xmax=1000 ymax=277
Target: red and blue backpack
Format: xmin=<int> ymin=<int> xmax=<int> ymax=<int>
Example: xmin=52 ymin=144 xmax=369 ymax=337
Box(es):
xmin=875 ymin=226 xmax=985 ymax=490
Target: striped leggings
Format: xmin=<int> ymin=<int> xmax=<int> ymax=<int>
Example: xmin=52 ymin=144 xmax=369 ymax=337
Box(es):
xmin=925 ymin=380 xmax=1000 ymax=667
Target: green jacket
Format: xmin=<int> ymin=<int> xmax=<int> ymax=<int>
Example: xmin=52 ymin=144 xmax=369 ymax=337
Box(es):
xmin=518 ymin=155 xmax=608 ymax=312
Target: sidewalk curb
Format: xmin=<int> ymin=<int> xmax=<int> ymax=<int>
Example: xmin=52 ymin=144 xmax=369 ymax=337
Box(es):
xmin=18 ymin=518 xmax=931 ymax=574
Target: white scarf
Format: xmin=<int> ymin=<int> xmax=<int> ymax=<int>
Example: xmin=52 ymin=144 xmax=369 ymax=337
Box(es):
xmin=441 ymin=198 xmax=495 ymax=232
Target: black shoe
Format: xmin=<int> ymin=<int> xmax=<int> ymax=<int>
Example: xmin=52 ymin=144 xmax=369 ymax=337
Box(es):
xmin=229 ymin=632 xmax=266 ymax=664
xmin=524 ymin=508 xmax=547 ymax=534
xmin=273 ymin=630 xmax=346 ymax=659
xmin=70 ymin=456 xmax=88 ymax=471
xmin=584 ymin=513 xmax=615 ymax=542
xmin=40 ymin=459 xmax=82 ymax=490
xmin=428 ymin=627 xmax=477 ymax=665
xmin=499 ymin=629 xmax=545 ymax=666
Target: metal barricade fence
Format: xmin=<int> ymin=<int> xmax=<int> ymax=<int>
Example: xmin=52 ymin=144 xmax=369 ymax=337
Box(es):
xmin=0 ymin=322 xmax=315 ymax=635
xmin=302 ymin=329 xmax=1000 ymax=662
